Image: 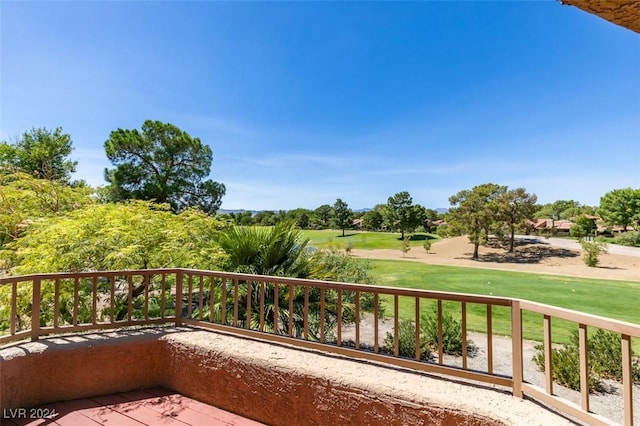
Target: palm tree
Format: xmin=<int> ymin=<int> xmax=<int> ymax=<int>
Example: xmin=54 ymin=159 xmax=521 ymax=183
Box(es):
xmin=212 ymin=221 xmax=370 ymax=340
xmin=217 ymin=221 xmax=313 ymax=277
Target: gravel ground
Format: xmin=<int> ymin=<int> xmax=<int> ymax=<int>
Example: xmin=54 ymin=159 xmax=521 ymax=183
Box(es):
xmin=342 ymin=314 xmax=640 ymax=425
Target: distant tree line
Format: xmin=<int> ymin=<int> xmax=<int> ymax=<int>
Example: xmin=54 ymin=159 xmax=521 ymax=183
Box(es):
xmin=221 ymin=192 xmax=443 ymax=239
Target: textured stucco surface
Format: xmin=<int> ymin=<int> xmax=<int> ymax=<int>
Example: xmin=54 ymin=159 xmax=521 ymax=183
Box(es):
xmin=1 ymin=327 xmax=574 ymax=425
xmin=0 ymin=328 xmax=166 ymax=409
xmin=562 ymin=0 xmax=640 ymax=33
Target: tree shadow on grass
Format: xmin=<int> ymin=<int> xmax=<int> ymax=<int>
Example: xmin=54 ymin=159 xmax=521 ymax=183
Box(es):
xmin=336 ymin=233 xmax=358 ymax=238
xmin=395 ymin=233 xmax=437 ymax=241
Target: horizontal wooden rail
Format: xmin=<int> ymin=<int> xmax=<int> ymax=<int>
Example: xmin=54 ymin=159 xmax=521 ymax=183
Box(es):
xmin=1 ymin=268 xmax=638 ymax=425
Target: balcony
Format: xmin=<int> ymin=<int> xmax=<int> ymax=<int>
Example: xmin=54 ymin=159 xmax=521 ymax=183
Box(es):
xmin=1 ymin=269 xmax=639 ymax=425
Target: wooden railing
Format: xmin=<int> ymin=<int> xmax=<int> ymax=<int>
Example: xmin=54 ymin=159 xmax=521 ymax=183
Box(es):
xmin=1 ymin=269 xmax=638 ymax=425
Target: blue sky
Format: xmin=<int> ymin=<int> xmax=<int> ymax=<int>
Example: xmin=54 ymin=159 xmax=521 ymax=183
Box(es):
xmin=1 ymin=1 xmax=639 ymax=211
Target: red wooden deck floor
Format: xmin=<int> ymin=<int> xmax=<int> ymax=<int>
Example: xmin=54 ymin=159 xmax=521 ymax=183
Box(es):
xmin=4 ymin=388 xmax=265 ymax=426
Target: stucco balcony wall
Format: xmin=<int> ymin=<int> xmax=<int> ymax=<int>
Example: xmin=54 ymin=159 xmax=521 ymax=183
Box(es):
xmin=1 ymin=326 xmax=573 ymax=425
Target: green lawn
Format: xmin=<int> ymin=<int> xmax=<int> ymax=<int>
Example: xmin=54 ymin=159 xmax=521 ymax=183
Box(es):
xmin=302 ymin=229 xmax=438 ymax=250
xmin=367 ymin=259 xmax=640 ymax=347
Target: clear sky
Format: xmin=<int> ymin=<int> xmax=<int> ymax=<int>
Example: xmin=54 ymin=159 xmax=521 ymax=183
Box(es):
xmin=1 ymin=1 xmax=639 ymax=211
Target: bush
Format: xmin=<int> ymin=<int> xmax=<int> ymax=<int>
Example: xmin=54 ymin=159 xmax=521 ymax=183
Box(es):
xmin=423 ymin=240 xmax=431 ymax=253
xmin=421 ymin=308 xmax=475 ymax=356
xmin=401 ymin=236 xmax=411 ymax=257
xmin=533 ymin=341 xmax=599 ymax=392
xmin=435 ymin=224 xmax=449 ymax=238
xmin=382 ymin=319 xmax=430 ymax=360
xmin=589 ymin=329 xmax=640 ymax=382
xmin=613 ymin=231 xmax=640 ymax=247
xmin=579 ymin=239 xmax=608 ymax=267
xmin=533 ymin=329 xmax=640 ymax=392
xmin=382 ymin=309 xmax=476 ymax=360
xmin=312 ymin=247 xmax=373 ymax=284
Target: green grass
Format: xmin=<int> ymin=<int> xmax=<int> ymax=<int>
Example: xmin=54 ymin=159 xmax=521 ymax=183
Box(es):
xmin=302 ymin=229 xmax=438 ymax=250
xmin=367 ymin=259 xmax=640 ymax=348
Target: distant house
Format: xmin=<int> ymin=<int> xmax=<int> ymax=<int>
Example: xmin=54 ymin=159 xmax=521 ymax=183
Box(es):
xmin=532 ymin=219 xmax=572 ymax=235
xmin=424 ymin=219 xmax=446 ymax=233
xmin=352 ymin=218 xmax=364 ymax=229
xmin=596 ymin=223 xmax=633 ymax=236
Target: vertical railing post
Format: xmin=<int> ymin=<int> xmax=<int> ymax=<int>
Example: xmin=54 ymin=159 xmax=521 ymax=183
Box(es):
xmin=622 ymin=334 xmax=633 ymax=426
xmin=354 ymin=290 xmax=360 ymax=349
xmin=303 ymin=286 xmax=309 ymax=340
xmin=373 ymin=293 xmax=379 ymax=353
xmin=437 ymin=299 xmax=443 ymax=365
xmin=10 ymin=281 xmax=17 ymax=335
xmin=414 ymin=297 xmax=420 ymax=361
xmin=486 ymin=304 xmax=493 ymax=374
xmin=578 ymin=323 xmax=590 ymax=412
xmin=336 ymin=289 xmax=342 ymax=345
xmin=393 ymin=294 xmax=399 ymax=357
xmin=461 ymin=301 xmax=468 ymax=369
xmin=543 ymin=315 xmax=553 ymax=395
xmin=175 ymin=270 xmax=183 ymax=326
xmin=31 ymin=278 xmax=41 ymax=341
xmin=511 ymin=300 xmax=523 ymax=398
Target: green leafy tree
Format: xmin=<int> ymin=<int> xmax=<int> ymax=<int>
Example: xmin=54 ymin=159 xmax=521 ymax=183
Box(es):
xmin=499 ymin=187 xmax=538 ymax=252
xmin=598 ymin=188 xmax=640 ymax=232
xmin=103 ymin=120 xmax=225 ymax=213
xmin=447 ymin=183 xmax=505 ymax=259
xmin=570 ymin=215 xmax=597 ymax=238
xmin=0 ymin=169 xmax=92 ymax=266
xmin=3 ymin=201 xmax=229 ymax=325
xmin=0 ymin=127 xmax=77 ymax=182
xmin=313 ymin=204 xmax=332 ymax=229
xmin=225 ymin=211 xmax=253 ymax=226
xmin=535 ymin=200 xmax=582 ymax=222
xmin=362 ymin=205 xmax=385 ymax=231
xmin=253 ymin=210 xmax=285 ymax=226
xmin=285 ymin=208 xmax=314 ymax=229
xmin=384 ymin=191 xmax=421 ymax=239
xmin=10 ymin=201 xmax=228 ymax=274
xmin=332 ymin=198 xmax=353 ymax=236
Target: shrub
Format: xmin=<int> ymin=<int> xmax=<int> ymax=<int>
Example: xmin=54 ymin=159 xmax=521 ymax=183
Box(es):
xmin=579 ymin=239 xmax=608 ymax=267
xmin=401 ymin=236 xmax=411 ymax=257
xmin=382 ymin=319 xmax=430 ymax=360
xmin=382 ymin=309 xmax=476 ymax=360
xmin=423 ymin=240 xmax=431 ymax=253
xmin=421 ymin=308 xmax=475 ymax=356
xmin=588 ymin=329 xmax=640 ymax=382
xmin=613 ymin=231 xmax=640 ymax=247
xmin=533 ymin=341 xmax=599 ymax=392
xmin=435 ymin=224 xmax=449 ymax=238
xmin=533 ymin=329 xmax=640 ymax=392
xmin=312 ymin=247 xmax=373 ymax=284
